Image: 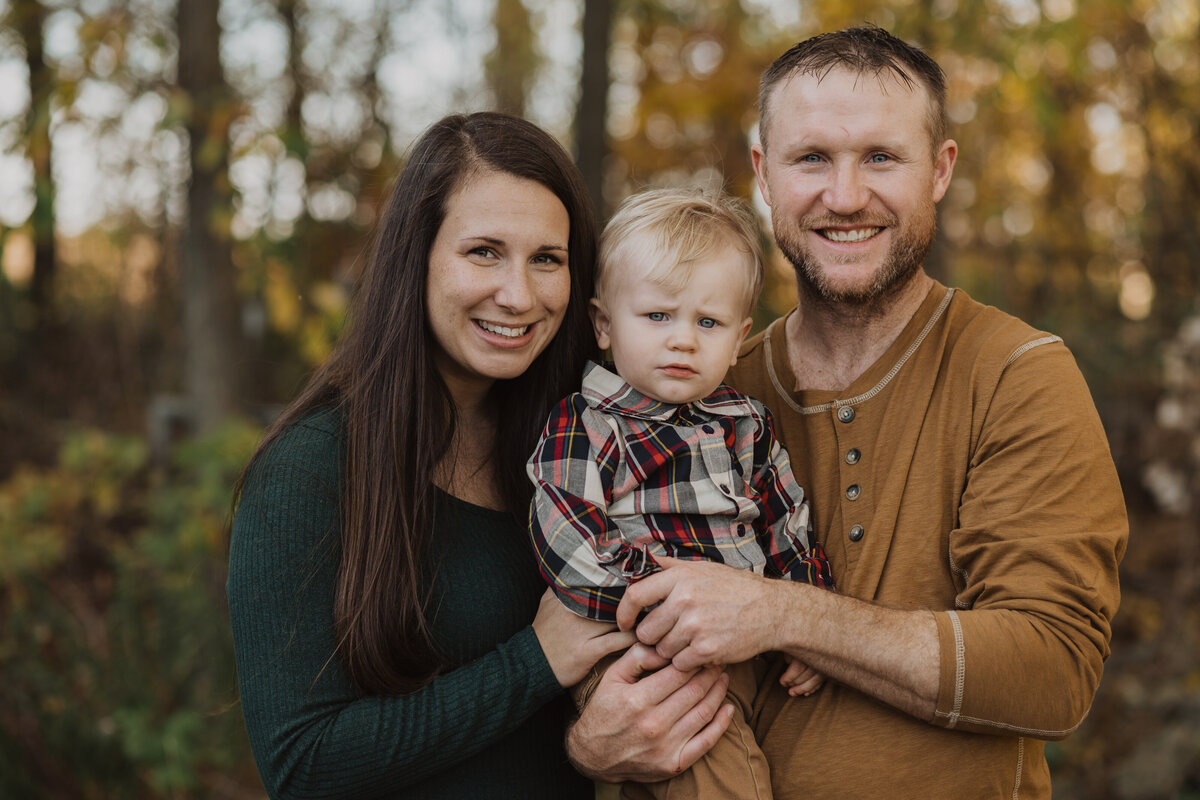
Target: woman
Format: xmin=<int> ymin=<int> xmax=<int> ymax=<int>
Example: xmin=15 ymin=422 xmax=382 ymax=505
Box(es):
xmin=227 ymin=112 xmax=634 ymax=799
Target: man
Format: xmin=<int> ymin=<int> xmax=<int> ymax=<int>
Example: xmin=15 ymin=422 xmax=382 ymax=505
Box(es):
xmin=568 ymin=26 xmax=1127 ymax=797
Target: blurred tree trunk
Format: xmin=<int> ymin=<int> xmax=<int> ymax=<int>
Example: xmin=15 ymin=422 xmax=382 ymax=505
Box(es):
xmin=16 ymin=0 xmax=56 ymax=330
xmin=576 ymin=0 xmax=613 ymax=217
xmin=280 ymin=0 xmax=306 ymax=162
xmin=485 ymin=0 xmax=536 ymax=115
xmin=177 ymin=0 xmax=242 ymax=432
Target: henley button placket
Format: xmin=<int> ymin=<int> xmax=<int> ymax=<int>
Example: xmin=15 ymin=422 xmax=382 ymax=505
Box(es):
xmin=836 ymin=406 xmax=865 ymax=542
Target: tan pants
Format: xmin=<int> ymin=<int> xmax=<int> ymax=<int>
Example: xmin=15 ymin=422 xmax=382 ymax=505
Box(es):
xmin=574 ymin=655 xmax=773 ymax=800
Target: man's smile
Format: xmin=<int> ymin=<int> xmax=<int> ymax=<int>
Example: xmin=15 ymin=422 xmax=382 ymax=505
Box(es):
xmin=817 ymin=227 xmax=883 ymax=243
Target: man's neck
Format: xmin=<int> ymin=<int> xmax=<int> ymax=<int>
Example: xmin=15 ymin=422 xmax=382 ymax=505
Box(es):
xmin=786 ymin=271 xmax=934 ymax=392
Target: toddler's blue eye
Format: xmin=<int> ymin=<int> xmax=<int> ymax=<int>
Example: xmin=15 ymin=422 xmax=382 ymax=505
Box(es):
xmin=648 ymin=312 xmax=666 ymax=321
xmin=699 ymin=318 xmax=717 ymax=328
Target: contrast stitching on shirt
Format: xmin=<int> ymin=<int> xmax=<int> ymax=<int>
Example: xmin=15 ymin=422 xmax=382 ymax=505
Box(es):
xmin=1005 ymin=335 xmax=1062 ymax=367
xmin=946 ymin=713 xmax=1085 ymax=739
xmin=1012 ymin=737 xmax=1024 ymax=800
xmin=948 ymin=545 xmax=968 ymax=596
xmin=764 ymin=288 xmax=956 ymax=415
xmin=948 ymin=609 xmax=965 ymax=729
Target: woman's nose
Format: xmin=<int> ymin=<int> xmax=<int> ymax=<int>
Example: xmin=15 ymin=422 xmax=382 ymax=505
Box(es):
xmin=494 ymin=266 xmax=535 ymax=313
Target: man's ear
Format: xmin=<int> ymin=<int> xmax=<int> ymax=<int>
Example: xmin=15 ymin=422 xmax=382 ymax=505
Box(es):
xmin=589 ymin=298 xmax=612 ymax=351
xmin=751 ymin=143 xmax=772 ymax=207
xmin=729 ymin=317 xmax=754 ymax=367
xmin=931 ymin=138 xmax=958 ymax=203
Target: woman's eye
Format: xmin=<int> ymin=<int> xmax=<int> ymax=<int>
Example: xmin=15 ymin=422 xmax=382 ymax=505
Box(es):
xmin=469 ymin=246 xmax=497 ymax=259
xmin=647 ymin=312 xmax=666 ymax=322
xmin=532 ymin=253 xmax=564 ymax=266
xmin=698 ymin=318 xmax=717 ymax=329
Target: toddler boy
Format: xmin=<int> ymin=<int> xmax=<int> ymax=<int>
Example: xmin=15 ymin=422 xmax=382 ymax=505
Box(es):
xmin=528 ymin=188 xmax=834 ymax=799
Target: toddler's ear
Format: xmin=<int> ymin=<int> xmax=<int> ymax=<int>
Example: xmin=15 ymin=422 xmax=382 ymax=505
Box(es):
xmin=730 ymin=317 xmax=753 ymax=367
xmin=589 ymin=299 xmax=612 ymax=351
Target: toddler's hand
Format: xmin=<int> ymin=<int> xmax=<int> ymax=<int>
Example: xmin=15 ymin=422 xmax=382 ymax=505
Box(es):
xmin=779 ymin=654 xmax=824 ymax=697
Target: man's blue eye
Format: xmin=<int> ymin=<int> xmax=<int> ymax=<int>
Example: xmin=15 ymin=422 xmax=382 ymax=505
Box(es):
xmin=699 ymin=318 xmax=717 ymax=329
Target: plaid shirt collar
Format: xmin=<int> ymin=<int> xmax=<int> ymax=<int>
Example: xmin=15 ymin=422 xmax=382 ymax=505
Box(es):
xmin=580 ymin=360 xmax=756 ymax=422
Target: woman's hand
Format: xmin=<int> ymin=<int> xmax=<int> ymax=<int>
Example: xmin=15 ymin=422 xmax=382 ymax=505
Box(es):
xmin=532 ymin=589 xmax=637 ymax=687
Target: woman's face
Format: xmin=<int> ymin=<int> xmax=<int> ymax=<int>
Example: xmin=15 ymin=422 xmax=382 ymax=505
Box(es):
xmin=426 ymin=169 xmax=572 ymax=401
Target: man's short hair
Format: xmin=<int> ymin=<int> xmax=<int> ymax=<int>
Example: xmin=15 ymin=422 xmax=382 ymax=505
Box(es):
xmin=597 ymin=187 xmax=764 ymax=315
xmin=759 ymin=25 xmax=948 ymax=155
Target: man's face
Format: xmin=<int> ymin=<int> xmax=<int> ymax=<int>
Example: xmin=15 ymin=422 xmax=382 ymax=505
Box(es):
xmin=751 ymin=67 xmax=956 ymax=307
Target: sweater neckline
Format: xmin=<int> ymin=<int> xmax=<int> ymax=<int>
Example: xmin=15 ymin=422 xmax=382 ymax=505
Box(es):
xmin=435 ymin=487 xmax=513 ymax=522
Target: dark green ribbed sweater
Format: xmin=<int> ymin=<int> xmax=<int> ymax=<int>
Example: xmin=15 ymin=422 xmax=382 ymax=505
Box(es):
xmin=227 ymin=407 xmax=591 ymax=799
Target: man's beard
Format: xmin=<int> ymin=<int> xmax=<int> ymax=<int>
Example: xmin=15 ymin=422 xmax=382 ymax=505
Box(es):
xmin=773 ymin=205 xmax=937 ymax=307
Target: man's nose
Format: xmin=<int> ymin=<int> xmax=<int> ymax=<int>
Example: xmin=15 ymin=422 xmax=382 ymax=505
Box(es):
xmin=822 ymin=163 xmax=870 ymax=215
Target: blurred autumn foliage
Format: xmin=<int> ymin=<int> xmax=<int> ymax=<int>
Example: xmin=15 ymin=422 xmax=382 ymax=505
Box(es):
xmin=0 ymin=0 xmax=1197 ymax=797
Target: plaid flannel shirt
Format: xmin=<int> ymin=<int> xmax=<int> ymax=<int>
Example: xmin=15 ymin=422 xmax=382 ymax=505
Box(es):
xmin=527 ymin=361 xmax=833 ymax=622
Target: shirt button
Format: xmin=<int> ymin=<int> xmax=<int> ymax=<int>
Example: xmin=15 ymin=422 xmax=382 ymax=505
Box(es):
xmin=849 ymin=525 xmax=865 ymax=542
xmin=702 ymin=424 xmax=714 ymax=434
xmin=845 ymin=448 xmax=861 ymax=465
xmin=737 ymin=524 xmax=747 ymax=537
xmin=837 ymin=406 xmax=855 ymax=423
xmin=718 ymin=485 xmax=729 ymax=494
xmin=846 ymin=484 xmax=861 ymax=500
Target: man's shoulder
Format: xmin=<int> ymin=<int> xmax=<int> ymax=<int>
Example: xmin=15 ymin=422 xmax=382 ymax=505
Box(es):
xmin=943 ymin=287 xmax=1066 ymax=366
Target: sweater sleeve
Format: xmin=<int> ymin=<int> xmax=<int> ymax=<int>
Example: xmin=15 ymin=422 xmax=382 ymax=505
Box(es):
xmin=227 ymin=415 xmax=564 ymax=799
xmin=931 ymin=339 xmax=1127 ymax=739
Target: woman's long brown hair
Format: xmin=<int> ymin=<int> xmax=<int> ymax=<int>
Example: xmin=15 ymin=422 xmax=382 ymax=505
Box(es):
xmin=234 ymin=113 xmax=598 ymax=694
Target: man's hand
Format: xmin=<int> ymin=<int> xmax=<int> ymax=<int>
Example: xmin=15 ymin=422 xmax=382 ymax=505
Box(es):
xmin=617 ymin=557 xmax=785 ymax=671
xmin=566 ymin=643 xmax=735 ymax=782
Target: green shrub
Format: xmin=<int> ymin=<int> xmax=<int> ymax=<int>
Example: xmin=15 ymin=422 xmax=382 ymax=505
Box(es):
xmin=0 ymin=421 xmax=265 ymax=799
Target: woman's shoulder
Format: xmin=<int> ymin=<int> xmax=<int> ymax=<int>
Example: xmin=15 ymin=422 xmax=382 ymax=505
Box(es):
xmin=268 ymin=405 xmax=343 ymax=454
xmin=247 ymin=404 xmax=345 ymax=491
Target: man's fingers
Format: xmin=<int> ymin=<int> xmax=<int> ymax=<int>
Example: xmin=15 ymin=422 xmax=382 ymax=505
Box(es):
xmin=639 ymin=663 xmax=724 ymax=730
xmin=617 ymin=570 xmax=674 ymax=631
xmin=674 ymin=701 xmax=735 ymax=773
xmin=632 ymin=592 xmax=682 ymax=647
xmin=605 ymin=642 xmax=671 ymax=686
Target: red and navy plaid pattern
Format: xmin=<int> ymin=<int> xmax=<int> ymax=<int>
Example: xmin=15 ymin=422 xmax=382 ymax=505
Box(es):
xmin=527 ymin=361 xmax=834 ymax=622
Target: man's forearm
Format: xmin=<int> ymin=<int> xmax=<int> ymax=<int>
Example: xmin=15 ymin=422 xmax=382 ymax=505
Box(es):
xmin=773 ymin=582 xmax=939 ymax=720
xmin=621 ymin=562 xmax=940 ymax=721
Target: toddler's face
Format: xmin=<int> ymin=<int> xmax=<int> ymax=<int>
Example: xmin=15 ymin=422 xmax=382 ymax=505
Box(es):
xmin=591 ymin=245 xmax=753 ymax=405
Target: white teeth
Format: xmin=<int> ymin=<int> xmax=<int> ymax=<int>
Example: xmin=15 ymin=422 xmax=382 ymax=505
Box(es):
xmin=822 ymin=227 xmax=881 ymax=243
xmin=478 ymin=320 xmax=528 ymax=338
